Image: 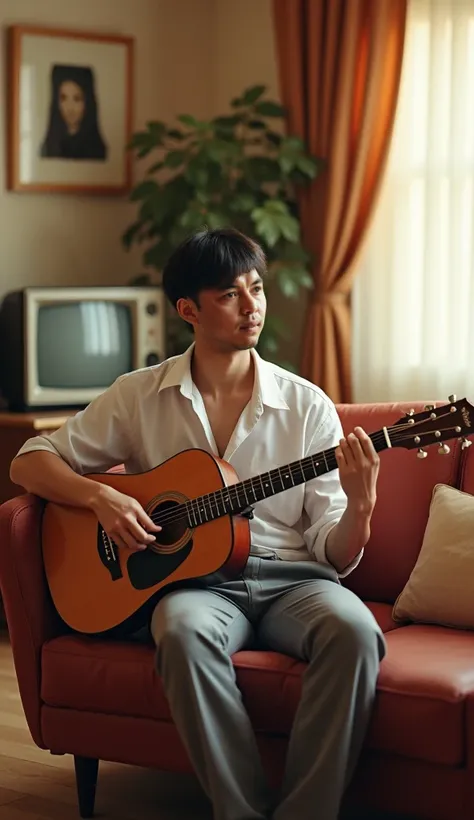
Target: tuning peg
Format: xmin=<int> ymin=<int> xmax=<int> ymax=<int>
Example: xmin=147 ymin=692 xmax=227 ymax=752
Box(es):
xmin=438 ymin=443 xmax=450 ymax=455
xmin=424 ymin=404 xmax=435 ymax=411
xmin=461 ymin=438 xmax=472 ymax=449
xmin=417 ymin=448 xmax=428 ymax=459
xmin=449 ymin=394 xmax=457 ymax=403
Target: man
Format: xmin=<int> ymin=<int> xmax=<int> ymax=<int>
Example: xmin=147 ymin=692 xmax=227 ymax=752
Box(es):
xmin=10 ymin=227 xmax=385 ymax=820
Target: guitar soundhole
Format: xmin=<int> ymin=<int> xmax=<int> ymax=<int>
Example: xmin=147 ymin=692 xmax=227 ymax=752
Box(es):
xmin=126 ymin=497 xmax=193 ymax=591
xmin=152 ymin=499 xmax=188 ymax=550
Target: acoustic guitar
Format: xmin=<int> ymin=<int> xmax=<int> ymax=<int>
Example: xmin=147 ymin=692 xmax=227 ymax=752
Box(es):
xmin=42 ymin=397 xmax=473 ymax=636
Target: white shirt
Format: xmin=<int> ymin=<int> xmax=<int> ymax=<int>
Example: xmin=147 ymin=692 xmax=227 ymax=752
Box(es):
xmin=14 ymin=345 xmax=362 ymax=577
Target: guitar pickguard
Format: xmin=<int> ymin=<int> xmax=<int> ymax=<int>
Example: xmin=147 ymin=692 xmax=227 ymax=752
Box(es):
xmin=126 ymin=536 xmax=193 ymax=590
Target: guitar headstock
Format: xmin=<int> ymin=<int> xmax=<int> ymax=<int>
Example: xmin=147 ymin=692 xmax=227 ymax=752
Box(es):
xmin=391 ymin=395 xmax=473 ymax=457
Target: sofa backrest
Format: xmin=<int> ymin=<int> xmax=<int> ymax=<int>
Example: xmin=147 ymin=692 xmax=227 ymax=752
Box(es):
xmin=335 ymin=402 xmax=462 ymax=604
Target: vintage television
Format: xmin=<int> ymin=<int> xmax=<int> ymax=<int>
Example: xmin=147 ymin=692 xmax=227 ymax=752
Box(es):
xmin=0 ymin=286 xmax=166 ymax=411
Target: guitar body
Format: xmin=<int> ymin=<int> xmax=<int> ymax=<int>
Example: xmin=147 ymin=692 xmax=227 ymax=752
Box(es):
xmin=42 ymin=449 xmax=250 ymax=636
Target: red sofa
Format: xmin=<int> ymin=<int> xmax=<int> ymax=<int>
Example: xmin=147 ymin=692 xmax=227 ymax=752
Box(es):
xmin=1 ymin=401 xmax=474 ymax=820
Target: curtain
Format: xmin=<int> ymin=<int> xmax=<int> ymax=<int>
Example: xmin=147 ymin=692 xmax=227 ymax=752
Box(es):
xmin=273 ymin=0 xmax=407 ymax=402
xmin=353 ymin=0 xmax=474 ymax=403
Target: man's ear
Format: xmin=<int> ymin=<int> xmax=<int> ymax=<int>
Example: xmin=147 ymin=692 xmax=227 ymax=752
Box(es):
xmin=176 ymin=297 xmax=199 ymax=327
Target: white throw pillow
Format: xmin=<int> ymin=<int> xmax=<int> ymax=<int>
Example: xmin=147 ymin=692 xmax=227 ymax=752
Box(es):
xmin=393 ymin=483 xmax=474 ymax=629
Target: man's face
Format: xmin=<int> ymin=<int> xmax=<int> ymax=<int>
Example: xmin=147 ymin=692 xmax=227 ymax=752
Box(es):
xmin=178 ymin=270 xmax=267 ymax=353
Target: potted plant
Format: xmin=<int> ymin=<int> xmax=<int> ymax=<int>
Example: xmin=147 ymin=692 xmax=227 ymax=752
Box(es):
xmin=122 ymin=85 xmax=323 ymax=365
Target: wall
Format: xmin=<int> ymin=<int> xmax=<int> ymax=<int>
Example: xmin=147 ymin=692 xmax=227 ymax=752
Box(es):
xmin=0 ymin=0 xmax=305 ymax=370
xmin=0 ymin=0 xmax=214 ymax=296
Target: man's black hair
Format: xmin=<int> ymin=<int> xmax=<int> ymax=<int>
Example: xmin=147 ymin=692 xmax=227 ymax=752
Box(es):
xmin=162 ymin=227 xmax=267 ymax=309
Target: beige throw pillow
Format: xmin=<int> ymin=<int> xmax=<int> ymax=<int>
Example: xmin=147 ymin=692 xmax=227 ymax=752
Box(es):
xmin=393 ymin=483 xmax=474 ymax=629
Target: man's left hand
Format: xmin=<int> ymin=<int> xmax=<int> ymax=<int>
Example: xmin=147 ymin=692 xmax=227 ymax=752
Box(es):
xmin=335 ymin=426 xmax=380 ymax=513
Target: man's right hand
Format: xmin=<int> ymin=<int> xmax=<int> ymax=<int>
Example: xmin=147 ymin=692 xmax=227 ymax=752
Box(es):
xmin=90 ymin=485 xmax=162 ymax=551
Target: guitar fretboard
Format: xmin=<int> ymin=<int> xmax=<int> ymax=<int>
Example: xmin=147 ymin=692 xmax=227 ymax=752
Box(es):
xmin=182 ymin=430 xmax=389 ymax=528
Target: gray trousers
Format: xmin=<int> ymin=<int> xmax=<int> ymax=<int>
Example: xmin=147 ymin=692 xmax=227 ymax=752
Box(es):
xmin=150 ymin=555 xmax=386 ymax=820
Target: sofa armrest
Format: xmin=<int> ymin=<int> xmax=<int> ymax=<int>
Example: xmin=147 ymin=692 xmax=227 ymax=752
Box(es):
xmin=0 ymin=494 xmax=65 ymax=749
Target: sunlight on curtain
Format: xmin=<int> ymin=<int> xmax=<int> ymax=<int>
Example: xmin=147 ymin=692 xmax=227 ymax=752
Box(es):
xmin=352 ymin=0 xmax=474 ymax=402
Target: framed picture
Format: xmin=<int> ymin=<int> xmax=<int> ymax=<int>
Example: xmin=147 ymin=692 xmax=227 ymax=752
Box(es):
xmin=7 ymin=25 xmax=134 ymax=195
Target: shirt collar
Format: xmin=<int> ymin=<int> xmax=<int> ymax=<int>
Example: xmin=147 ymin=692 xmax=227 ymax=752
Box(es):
xmin=157 ymin=342 xmax=289 ymax=410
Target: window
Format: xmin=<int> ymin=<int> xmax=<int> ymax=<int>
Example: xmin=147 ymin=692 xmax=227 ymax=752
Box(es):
xmin=352 ymin=0 xmax=474 ymax=402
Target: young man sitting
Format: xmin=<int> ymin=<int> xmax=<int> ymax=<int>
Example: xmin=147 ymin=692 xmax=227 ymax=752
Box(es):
xmin=10 ymin=227 xmax=384 ymax=820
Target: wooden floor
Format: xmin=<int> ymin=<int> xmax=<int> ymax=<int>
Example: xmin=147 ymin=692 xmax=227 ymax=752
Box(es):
xmin=0 ymin=632 xmax=212 ymax=820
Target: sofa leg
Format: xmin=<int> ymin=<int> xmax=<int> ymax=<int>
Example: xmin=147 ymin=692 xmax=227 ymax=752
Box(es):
xmin=73 ymin=756 xmax=99 ymax=818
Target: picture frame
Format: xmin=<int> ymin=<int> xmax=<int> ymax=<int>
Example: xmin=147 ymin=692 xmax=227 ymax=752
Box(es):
xmin=7 ymin=25 xmax=134 ymax=195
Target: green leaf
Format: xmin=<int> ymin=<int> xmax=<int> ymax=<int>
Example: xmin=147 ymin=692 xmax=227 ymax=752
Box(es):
xmin=147 ymin=161 xmax=164 ymax=175
xmin=130 ymin=179 xmax=160 ymax=201
xmin=148 ymin=120 xmax=167 ymax=140
xmin=177 ymin=114 xmax=200 ymax=128
xmin=254 ymin=101 xmax=286 ymax=117
xmin=245 ymin=156 xmax=282 ymax=183
xmin=231 ymin=95 xmax=243 ymax=108
xmin=122 ymin=220 xmax=143 ymax=249
xmin=293 ymin=267 xmax=313 ymax=288
xmin=241 ymin=85 xmax=267 ymax=105
xmin=167 ymin=128 xmax=186 ymax=141
xmin=276 ymin=269 xmax=300 ymax=298
xmin=279 ymin=155 xmax=295 ymax=174
xmin=276 ymin=243 xmax=311 ymax=265
xmin=144 ymin=240 xmax=173 ymax=269
xmin=128 ymin=131 xmax=152 ymax=149
xmin=205 ymin=212 xmax=227 ymax=229
xmin=230 ymin=193 xmax=257 ymax=212
xmin=280 ymin=216 xmax=300 ymax=243
xmin=297 ymin=155 xmax=320 ymax=178
xmin=251 ymin=209 xmax=280 ymax=247
xmin=247 ymin=119 xmax=266 ymax=130
xmin=213 ymin=115 xmax=242 ymax=129
xmin=266 ymin=131 xmax=282 ymax=146
xmin=164 ymin=150 xmax=186 ymax=168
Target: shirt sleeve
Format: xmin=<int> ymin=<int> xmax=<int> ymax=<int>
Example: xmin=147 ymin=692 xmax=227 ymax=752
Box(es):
xmin=302 ymin=401 xmax=364 ymax=579
xmin=12 ymin=375 xmax=132 ymax=476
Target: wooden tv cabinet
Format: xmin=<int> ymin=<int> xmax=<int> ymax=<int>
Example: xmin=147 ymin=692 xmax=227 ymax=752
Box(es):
xmin=0 ymin=410 xmax=77 ymax=505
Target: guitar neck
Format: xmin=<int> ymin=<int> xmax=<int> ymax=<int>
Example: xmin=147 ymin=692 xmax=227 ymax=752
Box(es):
xmin=184 ymin=429 xmax=390 ymax=528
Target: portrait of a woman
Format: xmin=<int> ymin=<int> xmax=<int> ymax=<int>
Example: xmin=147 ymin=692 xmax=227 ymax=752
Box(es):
xmin=40 ymin=64 xmax=108 ymax=161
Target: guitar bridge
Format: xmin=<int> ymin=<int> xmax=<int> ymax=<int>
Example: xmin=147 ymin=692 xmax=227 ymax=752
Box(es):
xmin=97 ymin=528 xmax=123 ymax=581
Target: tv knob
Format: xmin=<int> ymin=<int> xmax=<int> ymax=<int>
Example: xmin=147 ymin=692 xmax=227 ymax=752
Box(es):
xmin=146 ymin=302 xmax=158 ymax=315
xmin=146 ymin=352 xmax=160 ymax=366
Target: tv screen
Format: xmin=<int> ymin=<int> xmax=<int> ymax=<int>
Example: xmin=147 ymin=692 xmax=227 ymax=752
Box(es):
xmin=37 ymin=301 xmax=133 ymax=389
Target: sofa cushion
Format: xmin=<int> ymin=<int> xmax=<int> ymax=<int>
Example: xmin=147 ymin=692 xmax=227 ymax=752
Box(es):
xmin=370 ymin=623 xmax=474 ymax=765
xmin=393 ymin=484 xmax=474 ymax=629
xmin=41 ymin=604 xmax=474 ymax=767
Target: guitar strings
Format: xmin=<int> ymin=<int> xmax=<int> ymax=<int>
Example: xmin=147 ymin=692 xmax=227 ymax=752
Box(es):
xmin=141 ymin=414 xmax=461 ymax=530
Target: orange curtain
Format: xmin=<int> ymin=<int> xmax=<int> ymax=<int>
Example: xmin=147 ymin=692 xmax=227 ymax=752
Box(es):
xmin=273 ymin=0 xmax=407 ymax=402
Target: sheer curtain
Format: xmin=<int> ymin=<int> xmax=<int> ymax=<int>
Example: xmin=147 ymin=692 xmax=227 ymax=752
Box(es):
xmin=352 ymin=0 xmax=474 ymax=403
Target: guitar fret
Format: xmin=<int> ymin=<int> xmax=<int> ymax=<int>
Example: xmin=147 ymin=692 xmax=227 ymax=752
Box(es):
xmin=191 ymin=498 xmax=201 ymax=526
xmin=231 ymin=484 xmax=241 ymax=510
xmin=277 ymin=467 xmax=285 ymax=491
xmin=188 ymin=503 xmax=197 ymax=527
xmin=249 ymin=481 xmax=259 ymax=502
